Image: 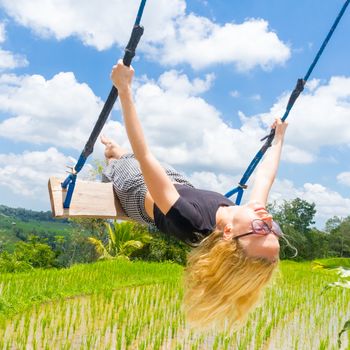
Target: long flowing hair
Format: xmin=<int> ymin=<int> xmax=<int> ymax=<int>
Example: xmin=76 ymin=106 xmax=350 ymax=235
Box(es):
xmin=183 ymin=229 xmax=278 ymax=331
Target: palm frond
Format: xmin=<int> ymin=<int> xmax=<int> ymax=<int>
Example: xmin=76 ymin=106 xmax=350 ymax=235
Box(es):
xmin=338 ymin=320 xmax=350 ymax=347
xmin=88 ymin=237 xmax=113 ymax=260
xmin=120 ymin=240 xmax=144 ymax=257
xmin=106 ymin=222 xmax=117 ymax=246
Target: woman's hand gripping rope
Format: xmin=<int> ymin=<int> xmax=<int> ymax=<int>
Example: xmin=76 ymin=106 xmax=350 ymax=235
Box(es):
xmin=271 ymin=117 xmax=288 ymax=143
xmin=111 ymin=59 xmax=135 ymax=97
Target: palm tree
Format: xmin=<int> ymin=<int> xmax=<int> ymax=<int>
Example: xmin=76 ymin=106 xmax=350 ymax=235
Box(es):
xmin=88 ymin=221 xmax=152 ymax=260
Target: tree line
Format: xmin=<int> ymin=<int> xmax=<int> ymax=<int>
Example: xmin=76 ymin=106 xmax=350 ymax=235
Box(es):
xmin=0 ymin=198 xmax=349 ymax=272
xmin=269 ymin=198 xmax=350 ymax=260
xmin=0 ymin=205 xmax=63 ymax=222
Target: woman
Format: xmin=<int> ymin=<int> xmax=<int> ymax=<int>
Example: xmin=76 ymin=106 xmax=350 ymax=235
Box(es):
xmin=102 ymin=60 xmax=288 ymax=330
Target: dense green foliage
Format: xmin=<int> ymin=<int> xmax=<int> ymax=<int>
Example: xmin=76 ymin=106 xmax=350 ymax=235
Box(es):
xmin=0 ymin=236 xmax=56 ymax=273
xmin=0 ymin=205 xmax=60 ymax=222
xmin=1 ymin=197 xmax=350 ymax=273
xmin=0 ymin=205 xmax=72 ymax=253
xmin=0 ymin=251 xmax=33 ymax=273
xmin=326 ymin=216 xmax=350 ymax=257
xmin=269 ymin=198 xmax=350 ymax=260
xmin=132 ymin=228 xmax=190 ymax=265
xmin=0 ymin=207 xmax=97 ymax=270
xmin=88 ymin=221 xmax=152 ymax=260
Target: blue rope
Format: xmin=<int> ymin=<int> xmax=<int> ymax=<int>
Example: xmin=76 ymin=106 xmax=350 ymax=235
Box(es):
xmin=62 ymin=0 xmax=148 ymax=209
xmin=225 ymin=0 xmax=350 ymax=204
xmin=304 ymin=0 xmax=350 ymax=84
xmin=135 ymin=0 xmax=147 ymax=26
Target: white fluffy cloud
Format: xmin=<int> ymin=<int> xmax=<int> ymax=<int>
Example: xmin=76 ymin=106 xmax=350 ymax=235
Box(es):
xmin=0 ymin=148 xmax=69 ymax=196
xmin=0 ymin=69 xmax=274 ymax=174
xmin=0 ymin=49 xmax=28 ymax=71
xmin=282 ymin=145 xmax=315 ymax=164
xmin=0 ymin=22 xmax=28 ymax=71
xmin=258 ymin=76 xmax=350 ymax=163
xmin=155 ymin=16 xmax=290 ymax=70
xmin=2 ymin=69 xmax=350 ymax=175
xmin=0 ymin=72 xmax=105 ymax=149
xmin=133 ymin=70 xmax=267 ymax=173
xmin=269 ymin=179 xmax=350 ymax=224
xmin=0 ymin=0 xmax=184 ymax=50
xmin=0 ymin=22 xmax=5 ymax=43
xmin=0 ymin=147 xmax=95 ymax=203
xmin=0 ymin=0 xmax=290 ymax=70
xmin=337 ymin=172 xmax=350 ymax=187
xmin=0 ymin=71 xmax=133 ymax=160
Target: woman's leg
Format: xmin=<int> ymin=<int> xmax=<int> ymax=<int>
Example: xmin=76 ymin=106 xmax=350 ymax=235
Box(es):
xmin=100 ymin=135 xmax=128 ymax=164
xmin=101 ymin=134 xmax=192 ymax=222
xmin=101 ymin=136 xmax=154 ymax=223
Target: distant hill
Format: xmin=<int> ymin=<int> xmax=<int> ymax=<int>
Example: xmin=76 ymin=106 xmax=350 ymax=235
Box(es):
xmin=0 ymin=204 xmax=65 ymax=222
xmin=0 ymin=204 xmax=72 ymax=251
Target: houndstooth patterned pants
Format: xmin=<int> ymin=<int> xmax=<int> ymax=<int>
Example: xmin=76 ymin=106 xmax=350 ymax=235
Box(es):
xmin=102 ymin=153 xmax=194 ymax=225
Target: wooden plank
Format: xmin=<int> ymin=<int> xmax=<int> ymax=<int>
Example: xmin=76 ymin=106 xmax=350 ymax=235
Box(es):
xmin=48 ymin=177 xmax=129 ymax=220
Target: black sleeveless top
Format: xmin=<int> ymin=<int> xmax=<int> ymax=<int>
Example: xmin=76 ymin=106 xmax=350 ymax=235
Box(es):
xmin=153 ymin=184 xmax=234 ymax=245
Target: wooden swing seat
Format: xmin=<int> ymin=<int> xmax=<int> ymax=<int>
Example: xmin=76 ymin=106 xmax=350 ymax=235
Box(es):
xmin=48 ymin=177 xmax=129 ymax=220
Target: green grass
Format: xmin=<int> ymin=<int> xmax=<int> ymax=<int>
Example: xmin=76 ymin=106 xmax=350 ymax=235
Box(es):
xmin=0 ymin=259 xmax=349 ymax=349
xmin=0 ymin=259 xmax=182 ymax=323
xmin=313 ymin=257 xmax=350 ymax=269
xmin=14 ymin=219 xmax=70 ymax=232
xmin=0 ymin=214 xmax=71 ymax=234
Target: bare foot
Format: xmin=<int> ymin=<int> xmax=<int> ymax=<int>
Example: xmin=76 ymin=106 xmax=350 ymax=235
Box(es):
xmin=100 ymin=135 xmax=126 ymax=161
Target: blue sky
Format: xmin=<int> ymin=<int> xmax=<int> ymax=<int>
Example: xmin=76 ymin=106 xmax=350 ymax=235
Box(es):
xmin=0 ymin=0 xmax=349 ymax=228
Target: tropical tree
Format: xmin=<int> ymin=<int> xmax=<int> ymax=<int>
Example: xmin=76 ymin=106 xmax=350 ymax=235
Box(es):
xmin=326 ymin=215 xmax=350 ymax=257
xmin=88 ymin=221 xmax=152 ymax=260
xmin=269 ymin=198 xmax=316 ymax=234
xmin=14 ymin=235 xmax=56 ymax=268
xmin=132 ymin=229 xmax=190 ymax=265
xmin=0 ymin=251 xmax=33 ymax=273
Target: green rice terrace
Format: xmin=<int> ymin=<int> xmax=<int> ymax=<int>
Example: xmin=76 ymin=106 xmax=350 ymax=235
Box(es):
xmin=0 ymin=259 xmax=349 ymax=349
xmin=0 ymin=205 xmax=71 ymax=252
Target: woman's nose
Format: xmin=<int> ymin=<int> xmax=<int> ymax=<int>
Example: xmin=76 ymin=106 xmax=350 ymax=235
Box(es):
xmin=261 ymin=215 xmax=273 ymax=227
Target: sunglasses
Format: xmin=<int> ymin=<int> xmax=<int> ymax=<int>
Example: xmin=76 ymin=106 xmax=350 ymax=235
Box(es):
xmin=233 ymin=219 xmax=283 ymax=240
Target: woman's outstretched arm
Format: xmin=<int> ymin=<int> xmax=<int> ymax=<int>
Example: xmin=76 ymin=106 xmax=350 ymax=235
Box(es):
xmin=111 ymin=60 xmax=180 ymax=214
xmin=249 ymin=118 xmax=288 ymax=206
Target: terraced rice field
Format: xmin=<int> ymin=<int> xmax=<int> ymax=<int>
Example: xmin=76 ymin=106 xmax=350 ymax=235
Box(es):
xmin=0 ymin=260 xmax=349 ymax=349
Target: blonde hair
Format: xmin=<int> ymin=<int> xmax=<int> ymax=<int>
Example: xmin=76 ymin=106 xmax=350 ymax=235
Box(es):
xmin=183 ymin=229 xmax=278 ymax=331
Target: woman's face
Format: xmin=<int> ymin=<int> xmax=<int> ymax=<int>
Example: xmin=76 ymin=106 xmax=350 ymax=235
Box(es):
xmin=227 ymin=202 xmax=280 ymax=262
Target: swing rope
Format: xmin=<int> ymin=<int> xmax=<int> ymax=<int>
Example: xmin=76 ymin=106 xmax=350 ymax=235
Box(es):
xmin=61 ymin=0 xmax=147 ymax=209
xmin=225 ymin=0 xmax=350 ymax=205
